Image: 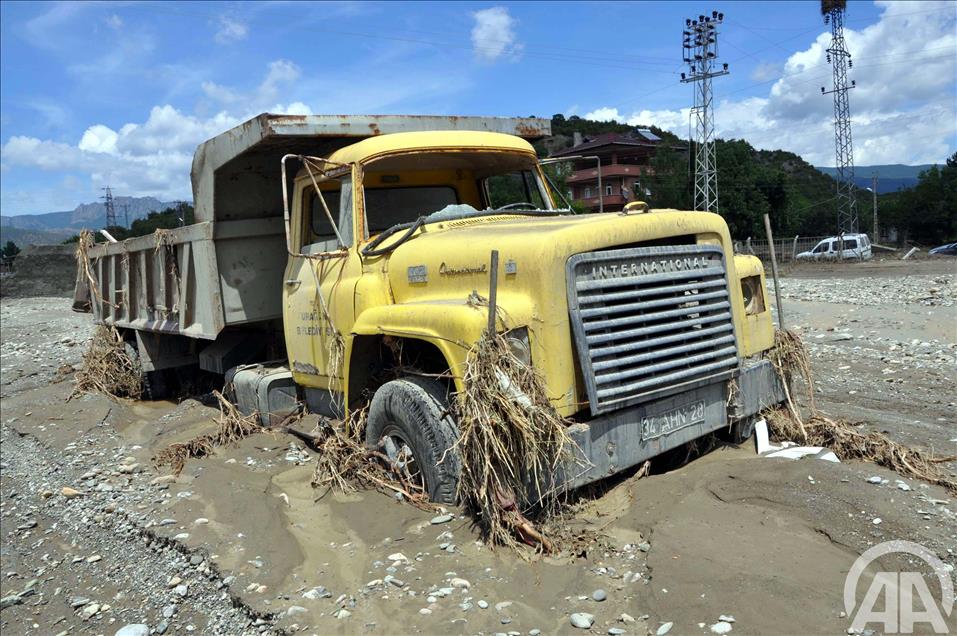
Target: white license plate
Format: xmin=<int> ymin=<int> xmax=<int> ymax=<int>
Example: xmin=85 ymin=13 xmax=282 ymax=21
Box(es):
xmin=640 ymin=400 xmax=706 ymax=440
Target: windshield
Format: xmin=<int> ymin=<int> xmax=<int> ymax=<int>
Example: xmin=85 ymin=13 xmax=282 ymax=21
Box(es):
xmin=360 ymin=150 xmax=564 ymax=239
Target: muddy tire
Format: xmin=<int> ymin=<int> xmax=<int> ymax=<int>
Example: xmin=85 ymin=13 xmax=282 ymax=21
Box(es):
xmin=366 ymin=377 xmax=460 ymax=504
xmin=123 ymin=340 xmax=168 ymax=400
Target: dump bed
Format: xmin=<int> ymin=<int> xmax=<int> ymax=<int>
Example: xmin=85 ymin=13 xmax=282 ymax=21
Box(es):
xmin=77 ymin=113 xmax=550 ymax=340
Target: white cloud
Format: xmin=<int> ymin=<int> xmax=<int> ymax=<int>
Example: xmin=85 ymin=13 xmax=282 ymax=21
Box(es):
xmin=471 ymin=7 xmax=522 ymax=61
xmin=750 ymin=62 xmax=780 ymax=83
xmin=215 ymin=16 xmax=248 ymax=44
xmin=584 ymin=107 xmax=624 ymax=122
xmin=582 ymin=1 xmax=957 ymax=166
xmin=201 ymin=60 xmax=311 ymax=117
xmin=78 ymin=124 xmax=119 ymax=154
xmin=105 ymin=14 xmax=123 ymax=30
xmin=0 ymin=60 xmax=325 ymax=211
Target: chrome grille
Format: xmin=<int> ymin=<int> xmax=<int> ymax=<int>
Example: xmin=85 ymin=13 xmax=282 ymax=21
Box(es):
xmin=567 ymin=245 xmax=738 ymax=416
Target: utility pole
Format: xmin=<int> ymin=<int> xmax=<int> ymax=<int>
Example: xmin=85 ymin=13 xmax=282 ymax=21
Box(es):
xmin=681 ymin=10 xmax=729 ymax=214
xmin=821 ymin=0 xmax=859 ymax=235
xmin=101 ymin=186 xmax=117 ymax=229
xmin=871 ymin=172 xmax=878 ymax=240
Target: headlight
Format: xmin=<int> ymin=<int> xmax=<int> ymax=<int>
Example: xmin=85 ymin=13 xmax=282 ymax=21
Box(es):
xmin=740 ymin=275 xmax=766 ymax=315
xmin=504 ymin=327 xmax=532 ymax=366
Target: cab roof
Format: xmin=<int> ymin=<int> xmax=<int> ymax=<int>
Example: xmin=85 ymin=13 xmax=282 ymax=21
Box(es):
xmin=324 ymin=130 xmax=538 ymax=166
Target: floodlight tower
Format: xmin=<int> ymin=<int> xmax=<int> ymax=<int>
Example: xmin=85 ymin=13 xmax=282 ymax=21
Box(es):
xmin=821 ymin=0 xmax=859 ymax=234
xmin=681 ymin=10 xmax=729 ymax=214
xmin=101 ymin=186 xmax=117 ymax=228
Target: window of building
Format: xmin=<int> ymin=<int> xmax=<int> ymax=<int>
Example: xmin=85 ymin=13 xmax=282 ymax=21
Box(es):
xmin=584 ymin=187 xmax=592 ymax=198
xmin=605 ymin=184 xmax=613 ymax=196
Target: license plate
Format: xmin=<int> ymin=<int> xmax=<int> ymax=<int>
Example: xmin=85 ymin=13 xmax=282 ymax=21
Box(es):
xmin=640 ymin=400 xmax=706 ymax=440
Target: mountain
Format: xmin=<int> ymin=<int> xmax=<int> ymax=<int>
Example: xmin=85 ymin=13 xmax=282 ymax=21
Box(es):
xmin=1 ymin=196 xmax=184 ymax=232
xmin=814 ymin=164 xmax=935 ymax=193
xmin=0 ymin=226 xmax=75 ymax=248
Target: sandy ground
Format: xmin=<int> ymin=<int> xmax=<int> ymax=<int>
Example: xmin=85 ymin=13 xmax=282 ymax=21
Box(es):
xmin=1 ymin=259 xmax=955 ymax=636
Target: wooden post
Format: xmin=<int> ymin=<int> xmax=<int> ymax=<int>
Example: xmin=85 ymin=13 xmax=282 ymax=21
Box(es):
xmin=763 ymin=214 xmax=785 ymax=329
xmin=487 ymin=250 xmax=499 ymax=335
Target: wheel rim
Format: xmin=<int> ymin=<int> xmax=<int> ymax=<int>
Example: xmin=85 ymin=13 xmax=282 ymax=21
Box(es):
xmin=380 ymin=426 xmax=426 ymax=494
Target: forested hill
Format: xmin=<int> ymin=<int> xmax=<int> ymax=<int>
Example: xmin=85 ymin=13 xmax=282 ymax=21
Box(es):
xmin=539 ymin=114 xmax=872 ymax=239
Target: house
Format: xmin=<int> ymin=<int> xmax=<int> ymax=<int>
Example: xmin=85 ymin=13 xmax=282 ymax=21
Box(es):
xmin=549 ymin=129 xmax=673 ymax=212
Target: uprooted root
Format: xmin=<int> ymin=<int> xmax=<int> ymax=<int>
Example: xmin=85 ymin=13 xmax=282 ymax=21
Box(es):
xmin=453 ymin=330 xmax=581 ymax=555
xmin=766 ymin=328 xmax=956 ymax=495
xmin=308 ymin=408 xmax=437 ymax=510
xmin=71 ymin=325 xmax=142 ymax=400
xmin=153 ymin=391 xmax=264 ymax=476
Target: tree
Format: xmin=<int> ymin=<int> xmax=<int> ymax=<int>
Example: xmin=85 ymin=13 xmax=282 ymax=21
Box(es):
xmin=645 ymin=145 xmax=692 ymax=210
xmin=879 ymin=158 xmax=957 ymax=245
xmin=1 ymin=240 xmax=21 ymax=260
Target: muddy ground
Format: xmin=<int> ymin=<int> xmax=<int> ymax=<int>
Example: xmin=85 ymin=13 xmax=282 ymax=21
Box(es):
xmin=1 ymin=258 xmax=954 ymax=636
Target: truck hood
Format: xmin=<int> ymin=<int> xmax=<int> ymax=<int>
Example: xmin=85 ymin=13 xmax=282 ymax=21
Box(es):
xmin=382 ymin=209 xmax=734 ymax=307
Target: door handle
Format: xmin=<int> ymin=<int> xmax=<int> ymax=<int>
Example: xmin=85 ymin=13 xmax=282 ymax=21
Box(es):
xmin=284 ymin=279 xmax=301 ymax=288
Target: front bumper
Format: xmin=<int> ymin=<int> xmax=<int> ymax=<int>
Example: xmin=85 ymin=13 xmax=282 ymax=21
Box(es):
xmin=560 ymin=359 xmax=785 ymax=489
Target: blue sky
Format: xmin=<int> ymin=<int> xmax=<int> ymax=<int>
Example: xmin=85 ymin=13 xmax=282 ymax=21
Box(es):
xmin=1 ymin=1 xmax=955 ymax=215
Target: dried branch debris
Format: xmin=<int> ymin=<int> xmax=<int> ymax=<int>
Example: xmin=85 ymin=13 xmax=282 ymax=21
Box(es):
xmin=308 ymin=408 xmax=437 ymax=510
xmin=71 ymin=325 xmax=142 ymax=400
xmin=765 ymin=329 xmax=956 ymax=495
xmin=153 ymin=391 xmax=264 ymax=476
xmin=453 ymin=330 xmax=580 ymax=554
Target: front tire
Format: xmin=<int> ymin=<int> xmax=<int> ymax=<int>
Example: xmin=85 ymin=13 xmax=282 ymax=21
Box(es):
xmin=366 ymin=377 xmax=460 ymax=504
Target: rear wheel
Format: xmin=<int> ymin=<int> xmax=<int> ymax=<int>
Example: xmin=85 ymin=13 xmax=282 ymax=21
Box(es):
xmin=366 ymin=377 xmax=460 ymax=504
xmin=123 ymin=339 xmax=168 ymax=400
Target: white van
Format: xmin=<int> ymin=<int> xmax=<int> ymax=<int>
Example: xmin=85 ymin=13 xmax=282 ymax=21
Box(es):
xmin=797 ymin=233 xmax=872 ymax=261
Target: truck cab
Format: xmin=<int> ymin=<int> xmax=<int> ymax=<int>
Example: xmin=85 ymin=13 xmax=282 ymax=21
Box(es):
xmin=279 ymin=130 xmax=784 ymax=500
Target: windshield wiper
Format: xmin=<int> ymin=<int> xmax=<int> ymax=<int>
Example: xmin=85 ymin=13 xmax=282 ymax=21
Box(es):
xmin=361 ymin=216 xmax=426 ymax=257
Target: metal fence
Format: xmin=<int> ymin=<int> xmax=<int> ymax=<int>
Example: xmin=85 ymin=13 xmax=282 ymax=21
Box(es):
xmin=733 ymin=236 xmax=829 ymax=263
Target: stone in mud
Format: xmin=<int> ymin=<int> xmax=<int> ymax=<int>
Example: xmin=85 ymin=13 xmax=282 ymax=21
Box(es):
xmin=570 ymin=613 xmax=595 ymax=629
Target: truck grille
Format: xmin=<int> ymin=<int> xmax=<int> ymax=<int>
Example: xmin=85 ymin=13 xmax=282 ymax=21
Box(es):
xmin=566 ymin=244 xmax=738 ymax=416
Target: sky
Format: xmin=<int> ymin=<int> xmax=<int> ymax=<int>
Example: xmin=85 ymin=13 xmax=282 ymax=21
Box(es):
xmin=1 ymin=0 xmax=955 ymax=216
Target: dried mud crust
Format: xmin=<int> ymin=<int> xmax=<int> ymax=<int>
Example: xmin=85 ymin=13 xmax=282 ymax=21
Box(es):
xmin=365 ymin=376 xmax=461 ymax=504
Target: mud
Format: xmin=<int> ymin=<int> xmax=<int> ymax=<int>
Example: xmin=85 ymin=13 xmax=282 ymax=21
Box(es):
xmin=1 ymin=260 xmax=954 ymax=635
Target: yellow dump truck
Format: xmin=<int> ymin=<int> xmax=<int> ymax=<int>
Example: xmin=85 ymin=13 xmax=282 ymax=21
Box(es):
xmin=75 ymin=113 xmax=784 ymax=502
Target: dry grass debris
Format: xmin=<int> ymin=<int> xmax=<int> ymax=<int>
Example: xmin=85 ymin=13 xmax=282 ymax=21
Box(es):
xmin=153 ymin=390 xmax=264 ymax=476
xmin=765 ymin=329 xmax=956 ymax=495
xmin=453 ymin=330 xmax=580 ymax=554
xmin=308 ymin=408 xmax=437 ymax=510
xmin=71 ymin=325 xmax=142 ymax=400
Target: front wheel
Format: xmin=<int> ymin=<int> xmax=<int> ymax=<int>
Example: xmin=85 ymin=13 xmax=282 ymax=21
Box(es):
xmin=366 ymin=377 xmax=460 ymax=504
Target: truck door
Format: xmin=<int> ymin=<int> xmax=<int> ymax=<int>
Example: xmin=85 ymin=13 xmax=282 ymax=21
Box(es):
xmin=284 ymin=175 xmax=360 ymax=408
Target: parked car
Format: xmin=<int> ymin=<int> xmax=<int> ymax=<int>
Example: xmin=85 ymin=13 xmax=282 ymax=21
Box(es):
xmin=797 ymin=233 xmax=872 ymax=261
xmin=928 ymin=242 xmax=957 ymax=256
